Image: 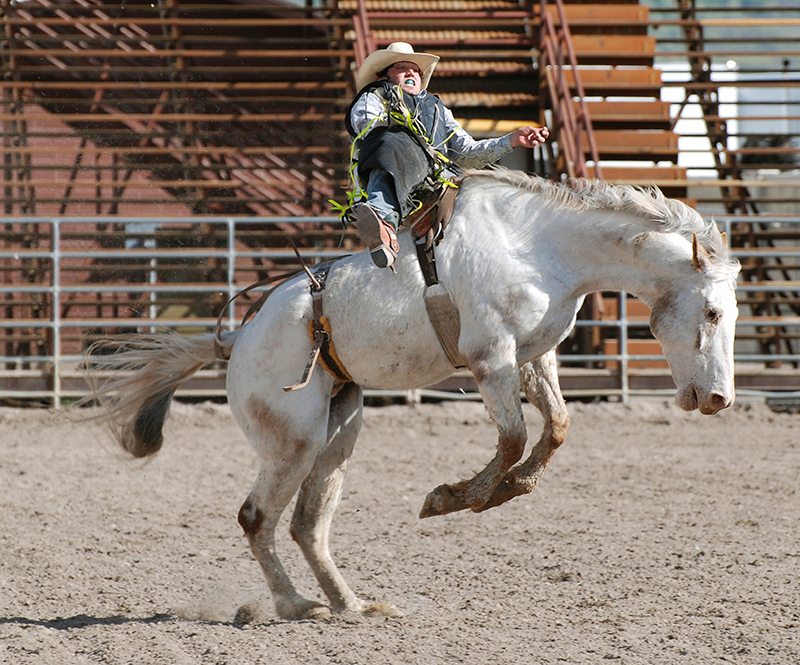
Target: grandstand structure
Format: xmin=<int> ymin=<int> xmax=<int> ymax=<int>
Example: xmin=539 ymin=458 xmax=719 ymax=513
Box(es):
xmin=1 ymin=0 xmax=799 ymax=402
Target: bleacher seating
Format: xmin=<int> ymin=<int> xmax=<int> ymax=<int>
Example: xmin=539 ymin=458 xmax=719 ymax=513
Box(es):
xmin=2 ymin=0 xmax=800 ymax=391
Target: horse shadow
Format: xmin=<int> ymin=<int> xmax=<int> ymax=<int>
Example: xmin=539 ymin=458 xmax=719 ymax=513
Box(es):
xmin=0 ymin=611 xmax=290 ymax=629
xmin=2 ymin=613 xmax=175 ymax=630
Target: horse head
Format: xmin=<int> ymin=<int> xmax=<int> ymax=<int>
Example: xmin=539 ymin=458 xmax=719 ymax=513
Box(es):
xmin=649 ymin=233 xmax=740 ymax=415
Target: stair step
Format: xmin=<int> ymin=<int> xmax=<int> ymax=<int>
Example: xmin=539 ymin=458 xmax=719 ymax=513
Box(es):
xmin=586 ymin=166 xmax=688 ymax=198
xmin=357 ymin=3 xmax=647 ymax=33
xmin=438 ymin=91 xmax=537 ymax=108
xmin=582 ymin=101 xmax=673 ymax=130
xmin=550 ymin=4 xmax=649 ymax=23
xmin=562 ymin=67 xmax=663 ymax=97
xmin=546 ymin=3 xmax=649 ymax=34
xmin=338 ymin=1 xmax=521 ymax=10
xmin=351 ymin=0 xmax=643 ymax=6
xmin=454 ymin=118 xmax=543 ymax=137
xmin=570 ymin=35 xmax=656 ymax=65
xmin=561 ymin=0 xmax=642 ymax=4
xmin=588 ymin=165 xmax=687 ymax=179
xmin=586 ymin=130 xmax=679 ymax=161
xmin=433 ymin=70 xmax=534 ymax=90
xmin=435 ymin=60 xmax=534 ymax=76
xmin=369 ymin=29 xmax=533 ymax=46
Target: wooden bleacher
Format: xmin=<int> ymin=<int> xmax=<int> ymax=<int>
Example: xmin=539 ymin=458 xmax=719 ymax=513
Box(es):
xmin=2 ymin=0 xmax=352 ymax=217
xmin=2 ymin=0 xmax=800 ymax=388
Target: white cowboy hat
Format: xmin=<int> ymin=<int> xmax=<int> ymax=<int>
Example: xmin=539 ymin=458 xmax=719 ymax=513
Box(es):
xmin=355 ymin=42 xmax=440 ymax=92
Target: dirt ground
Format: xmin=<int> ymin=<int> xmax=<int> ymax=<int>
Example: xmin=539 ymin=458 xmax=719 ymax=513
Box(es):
xmin=1 ymin=396 xmax=798 ymax=665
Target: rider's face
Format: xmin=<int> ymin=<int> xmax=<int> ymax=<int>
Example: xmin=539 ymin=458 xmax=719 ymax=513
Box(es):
xmin=386 ymin=61 xmax=422 ymax=96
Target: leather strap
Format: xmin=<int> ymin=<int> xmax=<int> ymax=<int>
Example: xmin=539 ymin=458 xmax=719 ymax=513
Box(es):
xmin=284 ymin=264 xmax=352 ymax=391
xmin=411 ymin=184 xmax=466 ymax=369
xmin=310 ymin=266 xmax=353 ymax=384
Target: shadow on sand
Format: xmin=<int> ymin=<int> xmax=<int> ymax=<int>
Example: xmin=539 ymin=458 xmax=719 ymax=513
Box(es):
xmin=0 ymin=613 xmax=174 ymax=630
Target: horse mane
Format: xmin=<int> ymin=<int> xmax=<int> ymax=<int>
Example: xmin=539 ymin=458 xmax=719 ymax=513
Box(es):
xmin=465 ymin=167 xmax=738 ymax=272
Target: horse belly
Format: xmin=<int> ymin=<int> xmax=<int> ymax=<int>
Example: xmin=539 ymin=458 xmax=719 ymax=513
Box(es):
xmin=332 ymin=312 xmax=457 ymax=390
xmin=322 ymin=259 xmax=458 ymax=389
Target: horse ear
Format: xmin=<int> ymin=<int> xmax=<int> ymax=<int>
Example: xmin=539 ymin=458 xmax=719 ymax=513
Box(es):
xmin=692 ymin=232 xmax=712 ymax=272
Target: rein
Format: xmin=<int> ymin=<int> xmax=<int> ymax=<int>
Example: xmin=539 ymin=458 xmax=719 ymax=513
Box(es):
xmin=213 ymin=235 xmax=333 ymax=362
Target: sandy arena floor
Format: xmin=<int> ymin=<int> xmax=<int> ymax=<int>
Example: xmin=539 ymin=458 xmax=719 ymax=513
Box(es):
xmin=1 ymin=397 xmax=798 ymax=664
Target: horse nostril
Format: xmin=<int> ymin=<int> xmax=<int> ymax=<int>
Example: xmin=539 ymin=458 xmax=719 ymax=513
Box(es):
xmin=710 ymin=393 xmax=730 ymax=412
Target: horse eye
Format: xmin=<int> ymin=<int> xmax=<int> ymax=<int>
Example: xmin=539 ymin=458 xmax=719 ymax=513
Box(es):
xmin=706 ymin=308 xmax=719 ymax=323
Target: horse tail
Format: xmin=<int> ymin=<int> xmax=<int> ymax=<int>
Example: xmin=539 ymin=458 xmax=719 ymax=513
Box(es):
xmin=84 ymin=329 xmax=240 ymax=458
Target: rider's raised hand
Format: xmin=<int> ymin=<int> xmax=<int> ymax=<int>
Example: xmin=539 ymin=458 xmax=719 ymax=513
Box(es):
xmin=510 ymin=126 xmax=550 ymax=148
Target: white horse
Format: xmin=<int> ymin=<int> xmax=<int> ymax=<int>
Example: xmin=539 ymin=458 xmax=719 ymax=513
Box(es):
xmin=85 ymin=168 xmax=740 ymax=621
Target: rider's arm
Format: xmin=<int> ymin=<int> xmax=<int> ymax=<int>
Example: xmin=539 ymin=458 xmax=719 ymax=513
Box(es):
xmin=439 ymin=105 xmax=514 ymax=169
xmin=350 ymin=90 xmax=389 ymax=137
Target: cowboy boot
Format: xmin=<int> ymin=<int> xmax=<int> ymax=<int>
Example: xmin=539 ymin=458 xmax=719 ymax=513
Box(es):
xmin=356 ymin=204 xmax=400 ymax=268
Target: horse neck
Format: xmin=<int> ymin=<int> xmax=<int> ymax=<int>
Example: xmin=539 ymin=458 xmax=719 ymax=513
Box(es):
xmin=534 ymin=205 xmax=692 ymax=307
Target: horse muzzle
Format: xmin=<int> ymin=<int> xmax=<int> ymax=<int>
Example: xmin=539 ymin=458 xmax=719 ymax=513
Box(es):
xmin=677 ymin=385 xmax=733 ymax=415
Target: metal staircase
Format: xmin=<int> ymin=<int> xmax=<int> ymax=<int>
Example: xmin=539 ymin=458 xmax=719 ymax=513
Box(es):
xmin=2 ymin=0 xmax=351 ymax=217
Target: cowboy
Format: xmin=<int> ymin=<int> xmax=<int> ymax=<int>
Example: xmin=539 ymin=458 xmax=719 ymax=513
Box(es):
xmin=347 ymin=42 xmax=550 ymax=269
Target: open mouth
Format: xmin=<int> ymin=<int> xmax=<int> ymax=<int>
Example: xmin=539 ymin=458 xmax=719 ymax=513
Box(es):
xmin=404 ymin=78 xmax=415 ymax=85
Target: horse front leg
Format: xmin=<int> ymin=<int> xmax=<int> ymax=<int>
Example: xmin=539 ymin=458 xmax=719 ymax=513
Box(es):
xmin=476 ymin=350 xmax=569 ymax=512
xmin=420 ymin=356 xmax=527 ymax=518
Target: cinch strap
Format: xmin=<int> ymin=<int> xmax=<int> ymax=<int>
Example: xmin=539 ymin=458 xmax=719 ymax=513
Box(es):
xmin=284 ymin=264 xmax=353 ymax=391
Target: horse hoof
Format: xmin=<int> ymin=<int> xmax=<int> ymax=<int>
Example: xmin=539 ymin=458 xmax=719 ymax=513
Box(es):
xmin=274 ymin=599 xmax=332 ymax=622
xmin=362 ymin=602 xmax=403 ymax=618
xmin=233 ymin=601 xmax=269 ymax=625
xmin=419 ymin=483 xmax=465 ymax=518
xmin=298 ymin=604 xmax=333 ymax=621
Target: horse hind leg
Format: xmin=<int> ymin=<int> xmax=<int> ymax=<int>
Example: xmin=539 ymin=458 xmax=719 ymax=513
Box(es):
xmin=235 ymin=396 xmax=333 ymax=621
xmin=476 ymin=350 xmax=569 ymax=512
xmin=290 ymin=383 xmax=401 ymax=618
xmin=238 ymin=460 xmax=331 ymax=622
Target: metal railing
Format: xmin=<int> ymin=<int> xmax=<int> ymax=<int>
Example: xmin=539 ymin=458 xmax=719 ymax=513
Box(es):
xmin=1 ymin=215 xmax=798 ymax=406
xmin=648 ymin=0 xmax=800 ymax=214
xmin=350 ymin=0 xmax=377 ymax=68
xmin=538 ymin=0 xmax=602 ymax=180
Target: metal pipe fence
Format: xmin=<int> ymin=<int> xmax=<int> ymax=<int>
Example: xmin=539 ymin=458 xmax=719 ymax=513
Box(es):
xmin=1 ymin=215 xmax=799 ymax=406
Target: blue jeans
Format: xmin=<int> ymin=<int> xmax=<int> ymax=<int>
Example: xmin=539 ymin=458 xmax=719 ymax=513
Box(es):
xmin=363 ymin=169 xmax=400 ymax=231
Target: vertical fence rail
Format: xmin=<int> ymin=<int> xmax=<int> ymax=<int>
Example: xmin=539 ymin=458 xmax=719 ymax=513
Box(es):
xmin=618 ymin=291 xmax=630 ymax=404
xmin=226 ymin=218 xmax=237 ymax=333
xmin=51 ymin=220 xmax=62 ymax=408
